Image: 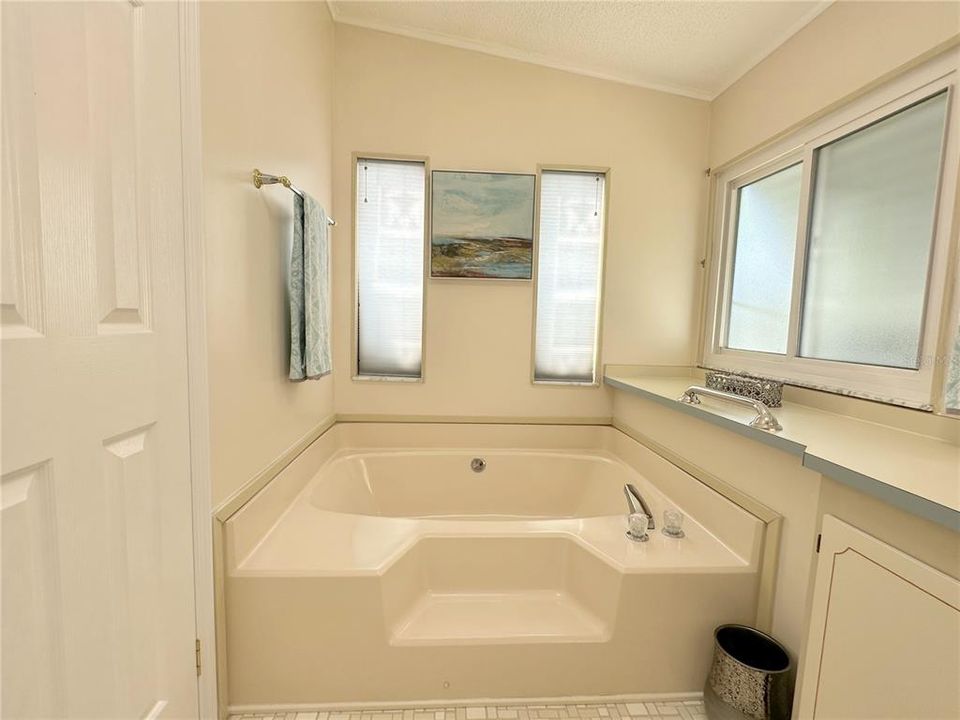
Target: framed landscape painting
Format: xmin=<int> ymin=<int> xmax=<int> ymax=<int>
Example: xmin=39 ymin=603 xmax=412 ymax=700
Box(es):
xmin=431 ymin=170 xmax=536 ymax=279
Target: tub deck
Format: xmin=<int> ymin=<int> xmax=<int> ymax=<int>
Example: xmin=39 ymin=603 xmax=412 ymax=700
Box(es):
xmin=232 ymin=450 xmax=755 ymax=576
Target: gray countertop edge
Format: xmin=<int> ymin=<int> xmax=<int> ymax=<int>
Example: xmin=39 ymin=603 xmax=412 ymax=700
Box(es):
xmin=802 ymin=454 xmax=960 ymax=532
xmin=604 ymin=375 xmax=960 ymax=532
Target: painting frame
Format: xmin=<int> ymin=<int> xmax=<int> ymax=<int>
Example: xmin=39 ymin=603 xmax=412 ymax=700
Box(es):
xmin=430 ymin=169 xmax=537 ymax=280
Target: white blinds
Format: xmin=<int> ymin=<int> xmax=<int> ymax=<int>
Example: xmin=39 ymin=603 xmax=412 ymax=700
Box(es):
xmin=355 ymin=158 xmax=425 ymax=378
xmin=534 ymin=170 xmax=606 ymax=383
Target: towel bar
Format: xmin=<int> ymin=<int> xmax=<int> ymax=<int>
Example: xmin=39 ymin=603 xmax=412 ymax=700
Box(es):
xmin=253 ymin=169 xmax=336 ymax=226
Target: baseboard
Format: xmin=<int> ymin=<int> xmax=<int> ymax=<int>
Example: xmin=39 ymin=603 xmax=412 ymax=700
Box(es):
xmin=228 ymin=692 xmax=703 ymax=715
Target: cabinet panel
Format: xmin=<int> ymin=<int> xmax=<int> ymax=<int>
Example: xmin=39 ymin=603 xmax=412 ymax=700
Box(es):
xmin=797 ymin=515 xmax=960 ymax=719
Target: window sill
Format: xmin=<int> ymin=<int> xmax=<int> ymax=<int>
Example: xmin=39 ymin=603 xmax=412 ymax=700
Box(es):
xmin=604 ymin=365 xmax=960 ymax=531
xmin=532 ymin=379 xmax=601 ymax=388
xmin=352 ymin=374 xmax=423 ymax=384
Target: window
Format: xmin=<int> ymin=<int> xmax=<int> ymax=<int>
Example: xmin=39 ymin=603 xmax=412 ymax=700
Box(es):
xmin=799 ymin=92 xmax=946 ymax=369
xmin=534 ymin=169 xmax=607 ymax=384
xmin=354 ymin=157 xmax=425 ymax=379
xmin=946 ymin=316 xmax=960 ymax=413
xmin=704 ymin=56 xmax=957 ymax=409
xmin=726 ymin=163 xmax=803 ymax=355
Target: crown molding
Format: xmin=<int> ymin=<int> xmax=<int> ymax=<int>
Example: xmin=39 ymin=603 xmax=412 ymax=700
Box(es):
xmin=711 ymin=1 xmax=834 ymax=99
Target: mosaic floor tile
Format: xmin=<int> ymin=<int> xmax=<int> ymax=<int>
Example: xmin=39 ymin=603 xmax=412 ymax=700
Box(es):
xmin=230 ymin=699 xmax=706 ymax=720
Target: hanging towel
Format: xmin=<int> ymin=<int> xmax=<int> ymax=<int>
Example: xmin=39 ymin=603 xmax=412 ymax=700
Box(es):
xmin=289 ymin=192 xmax=332 ymax=381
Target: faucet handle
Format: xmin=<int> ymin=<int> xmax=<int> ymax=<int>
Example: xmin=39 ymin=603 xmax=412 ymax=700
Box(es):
xmin=663 ymin=508 xmax=685 ymax=538
xmin=627 ymin=513 xmax=650 ymax=542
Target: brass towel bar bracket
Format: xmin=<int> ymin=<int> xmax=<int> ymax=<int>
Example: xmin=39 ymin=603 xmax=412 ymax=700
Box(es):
xmin=252 ymin=169 xmax=336 ymax=226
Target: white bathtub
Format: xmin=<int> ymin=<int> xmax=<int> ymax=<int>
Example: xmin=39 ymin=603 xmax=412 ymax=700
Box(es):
xmin=224 ymin=424 xmax=765 ymax=710
xmin=311 ymin=451 xmax=634 ymax=519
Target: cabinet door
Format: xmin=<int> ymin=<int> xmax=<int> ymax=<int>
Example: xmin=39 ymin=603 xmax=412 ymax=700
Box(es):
xmin=796 ymin=515 xmax=960 ymax=720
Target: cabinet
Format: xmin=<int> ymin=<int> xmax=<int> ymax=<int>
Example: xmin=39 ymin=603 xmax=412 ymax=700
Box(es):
xmin=796 ymin=515 xmax=959 ymax=719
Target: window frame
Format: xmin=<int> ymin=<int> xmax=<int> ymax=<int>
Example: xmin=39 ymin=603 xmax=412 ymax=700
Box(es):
xmin=718 ymin=153 xmax=806 ymax=357
xmin=351 ymin=152 xmax=430 ymax=383
xmin=531 ymin=164 xmax=611 ymax=387
xmin=701 ymin=52 xmax=959 ymax=409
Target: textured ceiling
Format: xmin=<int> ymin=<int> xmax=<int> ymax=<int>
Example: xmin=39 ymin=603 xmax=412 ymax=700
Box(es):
xmin=328 ymin=1 xmax=832 ymax=99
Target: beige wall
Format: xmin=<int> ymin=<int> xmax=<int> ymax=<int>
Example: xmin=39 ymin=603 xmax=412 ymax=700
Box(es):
xmin=201 ymin=2 xmax=336 ymax=506
xmin=332 ymin=25 xmax=710 ymax=418
xmin=709 ymin=1 xmax=960 ymax=168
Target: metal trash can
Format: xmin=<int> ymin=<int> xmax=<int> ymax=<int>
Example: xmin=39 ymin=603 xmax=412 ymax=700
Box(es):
xmin=704 ymin=624 xmax=794 ymax=720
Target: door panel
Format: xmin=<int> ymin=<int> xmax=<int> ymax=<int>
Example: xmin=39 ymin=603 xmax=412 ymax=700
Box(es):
xmin=1 ymin=2 xmax=199 ymax=718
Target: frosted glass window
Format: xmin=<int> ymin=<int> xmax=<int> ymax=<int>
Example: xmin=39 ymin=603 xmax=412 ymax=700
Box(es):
xmin=726 ymin=164 xmax=803 ymax=354
xmin=355 ymin=158 xmax=425 ymax=377
xmin=946 ymin=321 xmax=960 ymax=412
xmin=800 ymin=92 xmax=948 ymax=369
xmin=534 ymin=171 xmax=606 ymax=383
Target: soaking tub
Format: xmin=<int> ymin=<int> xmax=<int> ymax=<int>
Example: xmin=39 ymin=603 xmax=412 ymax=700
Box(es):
xmin=224 ymin=424 xmax=765 ymax=710
xmin=311 ymin=451 xmax=630 ymax=519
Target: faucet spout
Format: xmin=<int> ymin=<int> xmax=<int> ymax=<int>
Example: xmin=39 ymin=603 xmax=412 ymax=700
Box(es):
xmin=624 ymin=483 xmax=655 ymax=530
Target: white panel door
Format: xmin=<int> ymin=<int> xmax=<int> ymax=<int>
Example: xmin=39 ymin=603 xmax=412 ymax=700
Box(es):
xmin=796 ymin=515 xmax=960 ymax=720
xmin=1 ymin=2 xmax=199 ymax=718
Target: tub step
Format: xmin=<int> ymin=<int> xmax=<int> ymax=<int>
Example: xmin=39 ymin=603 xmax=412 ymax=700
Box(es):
xmin=390 ymin=590 xmax=609 ymax=646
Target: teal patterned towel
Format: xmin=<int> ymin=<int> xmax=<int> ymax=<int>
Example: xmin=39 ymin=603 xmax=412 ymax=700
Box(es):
xmin=289 ymin=193 xmax=332 ymax=381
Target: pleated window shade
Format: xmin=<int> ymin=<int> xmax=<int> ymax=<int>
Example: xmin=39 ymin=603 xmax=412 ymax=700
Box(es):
xmin=534 ymin=170 xmax=606 ymax=383
xmin=355 ymin=158 xmax=425 ymax=378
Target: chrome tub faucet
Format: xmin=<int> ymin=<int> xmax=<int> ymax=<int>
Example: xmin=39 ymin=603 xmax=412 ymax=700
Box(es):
xmin=624 ymin=483 xmax=655 ymax=530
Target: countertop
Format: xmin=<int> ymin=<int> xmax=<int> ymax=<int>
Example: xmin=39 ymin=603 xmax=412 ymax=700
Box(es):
xmin=604 ymin=371 xmax=960 ymax=531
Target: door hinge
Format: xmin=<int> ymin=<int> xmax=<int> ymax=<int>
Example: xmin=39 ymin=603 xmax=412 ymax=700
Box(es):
xmin=195 ymin=639 xmax=202 ymax=676
xmin=815 ymin=533 xmax=822 ymax=554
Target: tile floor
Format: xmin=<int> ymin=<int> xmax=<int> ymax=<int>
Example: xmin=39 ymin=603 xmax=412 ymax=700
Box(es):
xmin=229 ymin=699 xmax=707 ymax=720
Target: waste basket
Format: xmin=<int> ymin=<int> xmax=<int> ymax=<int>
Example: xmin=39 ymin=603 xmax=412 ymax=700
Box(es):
xmin=704 ymin=624 xmax=793 ymax=720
